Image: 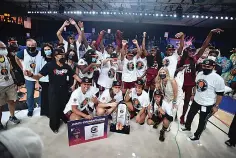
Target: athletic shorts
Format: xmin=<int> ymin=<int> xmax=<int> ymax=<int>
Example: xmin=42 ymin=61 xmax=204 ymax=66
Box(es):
xmin=0 ymin=84 xmax=17 ymax=106
xmin=123 ymin=81 xmax=136 ymax=89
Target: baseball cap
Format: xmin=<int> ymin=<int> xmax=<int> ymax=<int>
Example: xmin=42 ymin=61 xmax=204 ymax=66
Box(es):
xmin=202 ymin=59 xmax=215 ymax=66
xmin=110 ymin=53 xmax=118 ymax=58
xmin=53 ymin=48 xmax=65 ymax=56
xmin=136 ymin=79 xmax=144 ymax=86
xmin=106 ymin=44 xmax=114 ymax=49
xmin=154 ymin=89 xmax=163 ymax=96
xmin=166 ymin=44 xmax=175 ymax=50
xmin=81 ymin=77 xmax=92 ymax=84
xmin=8 ymin=37 xmax=17 ymax=42
xmin=230 ymin=48 xmax=236 ymax=53
xmin=112 ymin=81 xmax=121 ymax=87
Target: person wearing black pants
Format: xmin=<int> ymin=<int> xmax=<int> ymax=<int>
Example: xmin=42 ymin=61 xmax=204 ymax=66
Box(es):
xmin=24 ymin=48 xmax=81 ymax=133
xmin=181 ymin=59 xmax=225 ymax=141
xmin=225 ymin=113 xmax=236 ymax=147
xmin=39 ymin=82 xmax=49 ymax=117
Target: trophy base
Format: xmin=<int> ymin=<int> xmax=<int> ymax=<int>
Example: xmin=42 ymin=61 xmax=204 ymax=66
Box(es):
xmin=110 ymin=123 xmax=130 ymax=134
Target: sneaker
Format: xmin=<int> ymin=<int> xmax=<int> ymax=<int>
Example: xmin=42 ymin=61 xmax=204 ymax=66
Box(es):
xmin=27 ymin=111 xmax=33 ymax=117
xmin=159 ymin=130 xmax=165 ymax=142
xmin=189 ymin=135 xmax=199 ymax=141
xmin=9 ymin=116 xmax=21 ymax=124
xmin=0 ymin=123 xmax=4 ymax=131
xmin=180 ymin=127 xmax=191 ymax=132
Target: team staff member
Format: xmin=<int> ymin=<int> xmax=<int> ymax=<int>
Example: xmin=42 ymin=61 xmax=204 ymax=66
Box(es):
xmin=64 ymin=77 xmax=99 ymax=121
xmin=0 ymin=41 xmax=20 ymax=130
xmin=125 ymin=79 xmax=149 ymax=124
xmin=97 ymin=81 xmax=123 ymax=116
xmin=24 ymin=48 xmax=82 ymax=133
xmin=15 ymin=39 xmax=43 ymax=117
xmin=181 ymin=59 xmax=225 ymax=141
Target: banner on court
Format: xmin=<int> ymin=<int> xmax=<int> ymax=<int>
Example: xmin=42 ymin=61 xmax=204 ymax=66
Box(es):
xmin=67 ymin=116 xmax=108 ymax=146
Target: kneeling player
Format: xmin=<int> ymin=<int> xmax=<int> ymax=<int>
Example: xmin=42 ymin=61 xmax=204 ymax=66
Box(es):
xmin=97 ymin=81 xmax=123 ymax=116
xmin=124 ymin=79 xmax=149 ymax=124
xmin=64 ymin=77 xmax=99 ymax=120
xmin=148 ymin=90 xmax=174 ymax=142
xmin=147 ymin=90 xmax=164 ymax=128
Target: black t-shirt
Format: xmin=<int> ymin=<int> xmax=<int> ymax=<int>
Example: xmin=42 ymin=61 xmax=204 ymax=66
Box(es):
xmin=39 ymin=60 xmax=75 ymax=87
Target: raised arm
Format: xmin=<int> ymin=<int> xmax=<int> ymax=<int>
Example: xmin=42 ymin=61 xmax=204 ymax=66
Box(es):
xmin=142 ymin=32 xmax=148 ymax=57
xmin=57 ymin=20 xmax=70 ymax=43
xmin=175 ymin=32 xmax=185 ymax=55
xmin=197 ymin=28 xmax=224 ymax=57
xmin=69 ymin=18 xmax=82 ymax=43
xmin=132 ymin=39 xmax=141 ymax=58
xmin=78 ymin=21 xmax=89 ymax=49
xmin=120 ymin=40 xmax=127 ymax=61
xmin=95 ymin=30 xmax=105 ymax=51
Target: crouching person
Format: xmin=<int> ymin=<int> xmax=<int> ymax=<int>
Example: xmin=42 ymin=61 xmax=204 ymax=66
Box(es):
xmin=64 ymin=77 xmax=99 ymax=121
xmin=147 ymin=89 xmax=174 ymax=142
xmin=147 ymin=90 xmax=164 ymax=128
xmin=124 ymin=79 xmax=149 ymax=125
xmin=97 ymin=81 xmax=123 ymax=116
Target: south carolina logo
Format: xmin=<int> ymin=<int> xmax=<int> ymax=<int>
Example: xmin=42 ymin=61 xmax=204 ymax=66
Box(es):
xmin=108 ymin=68 xmax=115 ymax=78
xmin=132 ymin=98 xmax=141 ymax=109
xmin=91 ymin=126 xmax=98 ymax=133
xmin=127 ymin=62 xmax=134 ymax=71
xmin=136 ymin=61 xmax=144 ymax=70
xmin=1 ymin=68 xmax=8 ymax=75
xmin=80 ymin=98 xmax=89 ymax=109
xmin=196 ymin=79 xmax=208 ymax=92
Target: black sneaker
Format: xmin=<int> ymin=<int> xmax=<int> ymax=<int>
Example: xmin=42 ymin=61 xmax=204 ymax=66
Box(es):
xmin=0 ymin=123 xmax=4 ymax=131
xmin=159 ymin=130 xmax=165 ymax=142
xmin=9 ymin=116 xmax=21 ymax=124
xmin=27 ymin=111 xmax=33 ymax=117
xmin=189 ymin=135 xmax=199 ymax=141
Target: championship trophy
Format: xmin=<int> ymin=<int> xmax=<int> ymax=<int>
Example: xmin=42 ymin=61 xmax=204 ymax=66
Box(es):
xmin=110 ymin=101 xmax=130 ymax=134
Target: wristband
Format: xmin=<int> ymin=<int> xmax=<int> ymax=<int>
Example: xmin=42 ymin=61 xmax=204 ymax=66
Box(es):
xmin=81 ymin=28 xmax=84 ymax=31
xmin=191 ymin=93 xmax=195 ymax=96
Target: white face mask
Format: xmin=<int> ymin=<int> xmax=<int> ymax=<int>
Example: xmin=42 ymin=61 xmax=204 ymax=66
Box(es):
xmin=208 ymin=56 xmax=216 ymax=61
xmin=0 ymin=49 xmax=8 ymax=56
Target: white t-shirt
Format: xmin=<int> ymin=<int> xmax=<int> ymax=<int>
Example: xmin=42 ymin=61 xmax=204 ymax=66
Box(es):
xmin=129 ymin=88 xmax=149 ymax=110
xmin=63 ymin=40 xmax=81 ymax=60
xmin=99 ymin=89 xmax=123 ymax=103
xmin=0 ymin=56 xmax=14 ymax=86
xmin=163 ymin=50 xmax=179 ymax=78
xmin=136 ymin=57 xmax=147 ymax=78
xmin=122 ymin=56 xmax=138 ymax=82
xmin=77 ymin=59 xmax=94 ymax=79
xmin=194 ymin=71 xmax=225 ymax=106
xmin=64 ymin=86 xmax=99 ymax=114
xmin=97 ymin=60 xmax=118 ymax=89
xmin=22 ymin=49 xmax=43 ymax=81
xmin=36 ymin=57 xmax=49 ymax=82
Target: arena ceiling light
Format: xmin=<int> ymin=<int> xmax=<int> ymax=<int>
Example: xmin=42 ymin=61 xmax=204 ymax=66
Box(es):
xmin=27 ymin=10 xmax=235 ymax=21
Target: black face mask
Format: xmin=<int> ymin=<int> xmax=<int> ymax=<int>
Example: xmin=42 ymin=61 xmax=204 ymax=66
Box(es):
xmin=27 ymin=47 xmax=36 ymax=52
xmin=159 ymin=74 xmax=166 ymax=79
xmin=202 ymin=69 xmax=212 ymax=75
xmin=59 ymin=57 xmax=66 ymax=64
